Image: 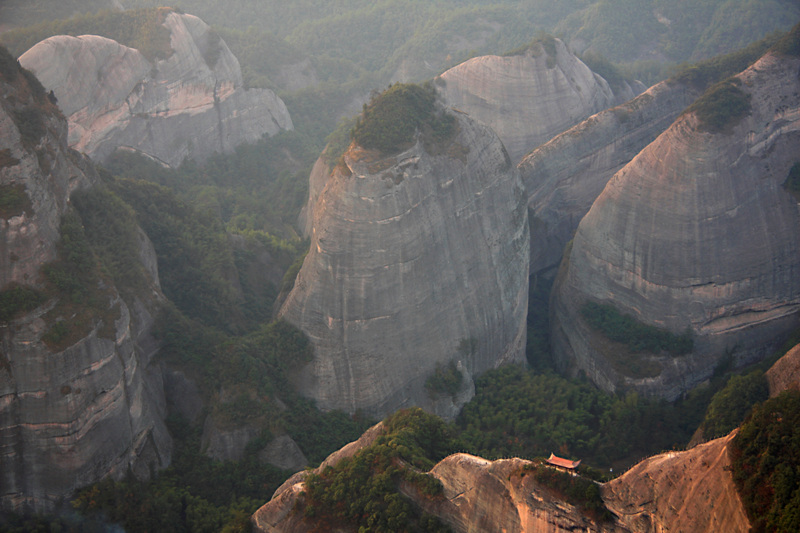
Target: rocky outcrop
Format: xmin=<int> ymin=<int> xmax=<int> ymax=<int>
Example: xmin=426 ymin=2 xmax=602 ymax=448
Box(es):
xmin=18 ymin=11 xmax=292 ymax=168
xmin=520 ymin=79 xmax=700 ymax=276
xmin=279 ymin=111 xmax=529 ymax=418
xmin=251 ymin=422 xmax=384 ymax=532
xmin=418 ymin=454 xmax=625 ymax=533
xmin=254 ymin=448 xmax=627 ymax=533
xmin=1 ymin=51 xmax=170 ymax=513
xmin=259 ymin=435 xmax=308 ymax=472
xmin=551 ymin=50 xmax=800 ymax=399
xmin=438 ymin=38 xmax=643 ymax=164
xmin=603 ymin=432 xmax=750 ymax=532
xmin=766 ymin=343 xmax=800 ymax=397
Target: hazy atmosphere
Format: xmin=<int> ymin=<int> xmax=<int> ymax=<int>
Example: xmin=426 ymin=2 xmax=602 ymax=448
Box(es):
xmin=0 ymin=1 xmax=799 ymax=531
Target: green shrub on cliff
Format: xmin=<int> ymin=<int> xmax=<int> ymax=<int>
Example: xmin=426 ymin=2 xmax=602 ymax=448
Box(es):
xmin=350 ymin=82 xmax=454 ymax=155
xmin=301 ymin=408 xmax=454 ymax=533
xmin=785 ymin=163 xmax=800 ymax=200
xmin=731 ymin=390 xmax=800 ymax=532
xmin=0 ymin=284 xmax=45 ymax=323
xmin=697 ymin=370 xmax=769 ymax=440
xmin=684 ymin=77 xmax=751 ymax=134
xmin=581 ymin=301 xmax=693 ymax=355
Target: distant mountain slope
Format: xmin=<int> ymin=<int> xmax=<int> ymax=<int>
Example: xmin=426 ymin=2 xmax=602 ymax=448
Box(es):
xmin=17 ymin=9 xmax=292 ymax=167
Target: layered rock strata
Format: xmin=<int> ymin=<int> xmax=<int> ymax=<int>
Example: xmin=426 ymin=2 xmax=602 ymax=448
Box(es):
xmin=280 ymin=112 xmax=529 ymax=418
xmin=520 ymin=79 xmax=700 ymax=275
xmin=438 ymin=38 xmax=643 ymax=164
xmin=1 ymin=53 xmax=170 ymax=512
xmin=19 ymin=11 xmax=292 ymax=168
xmin=551 ymin=50 xmax=800 ymax=399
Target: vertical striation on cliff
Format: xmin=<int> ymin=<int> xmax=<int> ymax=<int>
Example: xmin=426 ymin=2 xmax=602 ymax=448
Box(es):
xmin=551 ymin=47 xmax=800 ymax=399
xmin=279 ymin=109 xmax=529 ymax=419
xmin=438 ymin=37 xmax=643 ymax=164
xmin=520 ymin=79 xmax=701 ymax=276
xmin=18 ymin=11 xmax=293 ymax=168
xmin=0 ymin=48 xmax=170 ymax=513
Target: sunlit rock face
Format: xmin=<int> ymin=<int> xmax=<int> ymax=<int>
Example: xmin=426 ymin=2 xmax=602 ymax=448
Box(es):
xmin=551 ymin=50 xmax=800 ymax=400
xmin=1 ymin=56 xmax=170 ymax=513
xmin=19 ymin=11 xmax=292 ymax=168
xmin=438 ymin=38 xmax=643 ymax=164
xmin=603 ymin=432 xmax=750 ymax=533
xmin=279 ymin=112 xmax=529 ymax=419
xmin=520 ymin=78 xmax=701 ymax=276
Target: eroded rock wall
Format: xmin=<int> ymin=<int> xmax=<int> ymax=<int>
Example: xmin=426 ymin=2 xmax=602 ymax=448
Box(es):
xmin=279 ymin=113 xmax=529 ymax=418
xmin=0 ymin=54 xmax=170 ymax=513
xmin=551 ymin=50 xmax=800 ymax=399
xmin=18 ymin=11 xmax=292 ymax=168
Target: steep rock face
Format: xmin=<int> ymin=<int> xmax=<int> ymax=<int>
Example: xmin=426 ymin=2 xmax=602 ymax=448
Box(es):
xmin=520 ymin=79 xmax=700 ymax=276
xmin=438 ymin=38 xmax=643 ymax=164
xmin=279 ymin=113 xmax=529 ymax=418
xmin=0 ymin=56 xmax=170 ymax=512
xmin=551 ymin=51 xmax=800 ymax=399
xmin=603 ymin=432 xmax=750 ymax=532
xmin=18 ymin=11 xmax=292 ymax=168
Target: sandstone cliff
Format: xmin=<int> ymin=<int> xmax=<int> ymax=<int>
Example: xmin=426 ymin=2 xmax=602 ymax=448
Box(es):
xmin=603 ymin=432 xmax=750 ymax=532
xmin=438 ymin=37 xmax=643 ymax=164
xmin=551 ymin=48 xmax=800 ymax=399
xmin=279 ymin=111 xmax=529 ymax=418
xmin=251 ymin=423 xmax=624 ymax=533
xmin=520 ymin=79 xmax=700 ymax=276
xmin=252 ymin=420 xmax=752 ymax=533
xmin=18 ymin=11 xmax=292 ymax=168
xmin=0 ymin=50 xmax=170 ymax=512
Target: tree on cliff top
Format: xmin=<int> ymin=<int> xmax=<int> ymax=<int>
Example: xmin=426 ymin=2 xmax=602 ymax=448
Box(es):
xmin=350 ymin=82 xmax=454 ymax=155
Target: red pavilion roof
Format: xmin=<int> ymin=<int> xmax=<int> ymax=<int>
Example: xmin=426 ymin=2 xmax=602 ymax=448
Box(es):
xmin=546 ymin=453 xmax=581 ymax=470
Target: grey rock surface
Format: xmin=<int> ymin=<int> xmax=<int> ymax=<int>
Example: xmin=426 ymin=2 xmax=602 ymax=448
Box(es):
xmin=551 ymin=51 xmax=800 ymax=399
xmin=438 ymin=38 xmax=642 ymax=164
xmin=0 ymin=58 xmax=171 ymax=513
xmin=201 ymin=417 xmax=260 ymax=463
xmin=259 ymin=435 xmax=308 ymax=472
xmin=280 ymin=112 xmax=529 ymax=418
xmin=520 ymin=79 xmax=701 ymax=276
xmin=19 ymin=11 xmax=292 ymax=167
